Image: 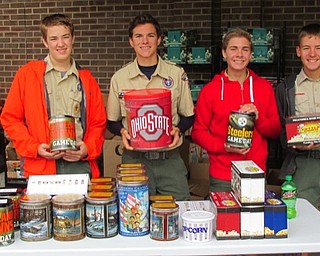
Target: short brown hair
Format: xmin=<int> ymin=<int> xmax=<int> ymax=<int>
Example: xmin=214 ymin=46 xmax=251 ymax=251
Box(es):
xmin=40 ymin=14 xmax=74 ymax=40
xmin=297 ymin=23 xmax=320 ymax=46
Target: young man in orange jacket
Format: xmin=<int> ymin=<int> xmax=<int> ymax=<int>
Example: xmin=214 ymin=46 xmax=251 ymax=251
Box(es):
xmin=0 ymin=14 xmax=106 ymax=178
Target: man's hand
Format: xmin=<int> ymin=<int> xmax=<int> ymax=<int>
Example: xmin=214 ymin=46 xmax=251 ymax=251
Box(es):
xmin=168 ymin=127 xmax=181 ymax=148
xmin=37 ymin=143 xmax=65 ymax=160
xmin=239 ymin=103 xmax=259 ymax=120
xmin=120 ymin=128 xmax=134 ymax=150
xmin=293 ymin=142 xmax=320 ymax=151
xmin=224 ymin=143 xmax=250 ymax=155
xmin=63 ymin=141 xmax=88 ymax=162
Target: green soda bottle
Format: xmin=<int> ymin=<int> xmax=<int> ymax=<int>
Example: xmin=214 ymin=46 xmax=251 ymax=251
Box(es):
xmin=281 ymin=175 xmax=297 ymax=219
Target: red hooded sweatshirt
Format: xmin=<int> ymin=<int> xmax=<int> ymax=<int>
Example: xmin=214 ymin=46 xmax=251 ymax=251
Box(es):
xmin=1 ymin=60 xmax=106 ymax=178
xmin=191 ymin=69 xmax=281 ymax=181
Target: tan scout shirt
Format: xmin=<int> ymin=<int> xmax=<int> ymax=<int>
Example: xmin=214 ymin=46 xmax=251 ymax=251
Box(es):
xmin=44 ymin=55 xmax=84 ymax=141
xmin=295 ymin=68 xmax=320 ymax=115
xmin=107 ymin=56 xmax=194 ymax=149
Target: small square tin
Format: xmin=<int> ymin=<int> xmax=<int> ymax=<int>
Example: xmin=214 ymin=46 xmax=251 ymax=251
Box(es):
xmin=231 ymin=160 xmax=265 ymax=205
xmin=264 ymin=191 xmax=288 ymax=238
xmin=240 ymin=205 xmax=264 ymax=239
xmin=209 ymin=191 xmax=240 ymax=240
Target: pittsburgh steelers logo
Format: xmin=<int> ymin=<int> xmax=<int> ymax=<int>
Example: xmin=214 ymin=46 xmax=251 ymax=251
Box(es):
xmin=237 ymin=117 xmax=247 ymax=127
xmin=163 ymin=77 xmax=174 ymax=88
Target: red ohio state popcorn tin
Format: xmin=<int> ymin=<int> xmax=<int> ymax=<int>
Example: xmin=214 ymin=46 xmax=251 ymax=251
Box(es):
xmin=124 ymin=89 xmax=172 ymax=150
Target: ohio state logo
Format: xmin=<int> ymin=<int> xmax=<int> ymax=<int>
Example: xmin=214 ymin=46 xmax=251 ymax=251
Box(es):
xmin=130 ymin=104 xmax=170 ymax=141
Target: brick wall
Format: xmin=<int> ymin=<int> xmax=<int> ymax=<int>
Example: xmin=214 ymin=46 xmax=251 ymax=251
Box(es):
xmin=0 ymin=0 xmax=319 ymax=104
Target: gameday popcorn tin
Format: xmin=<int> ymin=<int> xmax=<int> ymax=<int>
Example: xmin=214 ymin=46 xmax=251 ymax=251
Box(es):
xmin=124 ymin=89 xmax=172 ymax=150
xmin=0 ymin=199 xmax=14 ymax=247
xmin=181 ymin=210 xmax=214 ymax=242
xmin=0 ymin=188 xmax=22 ymax=230
xmin=49 ymin=115 xmax=77 ymax=151
xmin=226 ymin=111 xmax=255 ymax=148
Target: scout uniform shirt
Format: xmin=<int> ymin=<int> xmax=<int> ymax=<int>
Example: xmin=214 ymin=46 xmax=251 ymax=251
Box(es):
xmin=295 ymin=68 xmax=320 ymax=115
xmin=44 ymin=55 xmax=84 ymax=142
xmin=107 ymin=56 xmax=194 ymax=149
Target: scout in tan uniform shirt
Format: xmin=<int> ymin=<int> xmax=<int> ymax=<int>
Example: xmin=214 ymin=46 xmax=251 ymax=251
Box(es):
xmin=107 ymin=14 xmax=194 ymax=201
xmin=276 ymin=23 xmax=320 ymax=209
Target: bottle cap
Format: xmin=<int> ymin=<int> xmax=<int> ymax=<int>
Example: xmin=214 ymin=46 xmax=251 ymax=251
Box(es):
xmin=285 ymin=175 xmax=292 ymax=181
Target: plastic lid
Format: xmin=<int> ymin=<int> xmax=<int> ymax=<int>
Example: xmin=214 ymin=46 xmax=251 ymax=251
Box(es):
xmin=182 ymin=210 xmax=215 ymax=222
xmin=124 ymin=88 xmax=171 ymax=99
xmin=285 ymin=175 xmax=292 ymax=181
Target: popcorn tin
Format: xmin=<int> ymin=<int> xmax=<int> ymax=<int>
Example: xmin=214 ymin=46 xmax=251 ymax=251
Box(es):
xmin=181 ymin=210 xmax=214 ymax=242
xmin=210 ymin=191 xmax=240 ymax=240
xmin=85 ymin=192 xmax=118 ymax=238
xmin=52 ymin=194 xmax=85 ymax=241
xmin=150 ymin=202 xmax=179 ymax=241
xmin=0 ymin=199 xmax=14 ymax=247
xmin=118 ymin=176 xmax=149 ymax=236
xmin=0 ymin=188 xmax=22 ymax=230
xmin=19 ymin=193 xmax=52 ymax=241
xmin=124 ymin=89 xmax=172 ymax=150
xmin=264 ymin=191 xmax=288 ymax=238
xmin=226 ymin=111 xmax=255 ymax=148
xmin=231 ymin=160 xmax=265 ymax=205
xmin=49 ymin=115 xmax=77 ymax=151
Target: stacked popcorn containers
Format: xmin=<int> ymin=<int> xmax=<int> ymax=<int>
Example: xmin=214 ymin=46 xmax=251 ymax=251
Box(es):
xmin=210 ymin=160 xmax=288 ymax=240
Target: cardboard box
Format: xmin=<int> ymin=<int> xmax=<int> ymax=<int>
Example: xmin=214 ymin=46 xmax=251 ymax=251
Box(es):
xmin=251 ymin=46 xmax=274 ymax=63
xmin=103 ymin=137 xmax=123 ymax=178
xmin=248 ymin=28 xmax=274 ymax=46
xmin=160 ymin=47 xmax=187 ymax=64
xmin=210 ymin=191 xmax=241 ymax=240
xmin=231 ymin=160 xmax=265 ymax=205
xmin=162 ymin=30 xmax=197 ymax=48
xmin=102 ymin=93 xmax=116 ymax=140
xmin=187 ymin=47 xmax=212 ymax=64
xmin=285 ymin=114 xmax=320 ymax=146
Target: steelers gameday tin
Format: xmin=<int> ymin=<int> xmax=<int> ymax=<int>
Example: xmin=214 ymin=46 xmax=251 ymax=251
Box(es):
xmin=19 ymin=193 xmax=52 ymax=241
xmin=52 ymin=194 xmax=85 ymax=241
xmin=85 ymin=192 xmax=118 ymax=238
xmin=49 ymin=115 xmax=77 ymax=151
xmin=0 ymin=199 xmax=14 ymax=247
xmin=118 ymin=175 xmax=149 ymax=237
xmin=150 ymin=202 xmax=179 ymax=241
xmin=226 ymin=111 xmax=255 ymax=148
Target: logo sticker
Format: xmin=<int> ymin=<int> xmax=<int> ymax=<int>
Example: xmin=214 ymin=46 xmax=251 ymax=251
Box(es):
xmin=163 ymin=77 xmax=174 ymax=88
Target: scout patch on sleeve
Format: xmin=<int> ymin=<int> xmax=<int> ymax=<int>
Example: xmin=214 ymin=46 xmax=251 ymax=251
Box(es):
xmin=181 ymin=72 xmax=188 ymax=81
xmin=163 ymin=76 xmax=174 ymax=88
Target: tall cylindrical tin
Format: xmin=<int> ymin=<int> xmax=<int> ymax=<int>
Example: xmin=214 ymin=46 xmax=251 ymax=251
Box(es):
xmin=0 ymin=188 xmax=22 ymax=230
xmin=52 ymin=194 xmax=85 ymax=241
xmin=19 ymin=193 xmax=52 ymax=241
xmin=124 ymin=88 xmax=172 ymax=150
xmin=0 ymin=198 xmax=14 ymax=247
xmin=85 ymin=192 xmax=118 ymax=238
xmin=118 ymin=176 xmax=149 ymax=236
xmin=226 ymin=111 xmax=255 ymax=148
xmin=49 ymin=115 xmax=77 ymax=151
xmin=150 ymin=202 xmax=179 ymax=241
